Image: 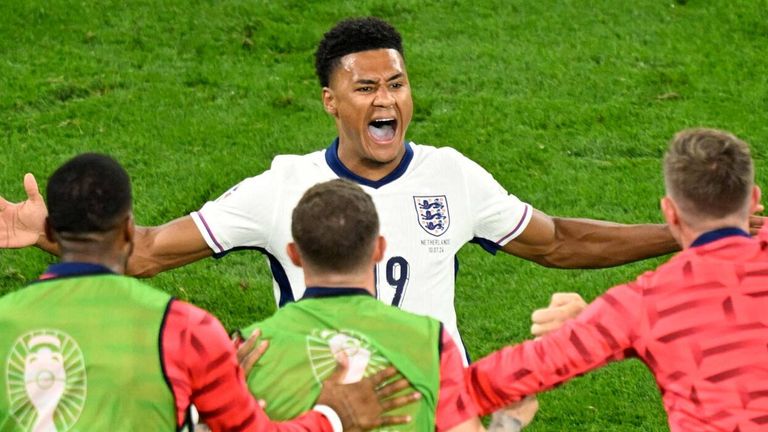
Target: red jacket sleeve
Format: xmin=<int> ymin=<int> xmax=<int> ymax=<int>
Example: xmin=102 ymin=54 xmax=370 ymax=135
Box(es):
xmin=465 ymin=283 xmax=643 ymax=415
xmin=162 ymin=300 xmax=333 ymax=432
xmin=435 ymin=329 xmax=479 ymax=431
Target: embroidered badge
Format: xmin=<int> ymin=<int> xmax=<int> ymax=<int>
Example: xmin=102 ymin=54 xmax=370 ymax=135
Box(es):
xmin=413 ymin=195 xmax=450 ymax=237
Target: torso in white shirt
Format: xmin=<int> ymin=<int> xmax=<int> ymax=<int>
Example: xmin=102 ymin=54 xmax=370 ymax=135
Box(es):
xmin=192 ymin=140 xmax=532 ymax=360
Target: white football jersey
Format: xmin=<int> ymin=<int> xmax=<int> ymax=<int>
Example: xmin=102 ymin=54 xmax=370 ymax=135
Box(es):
xmin=191 ymin=141 xmax=532 ymax=360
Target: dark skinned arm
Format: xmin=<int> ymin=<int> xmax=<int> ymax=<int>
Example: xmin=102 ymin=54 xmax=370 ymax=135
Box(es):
xmin=126 ymin=216 xmax=213 ymax=277
xmin=501 ymin=209 xmax=679 ymax=268
xmin=36 ymin=217 xmax=213 ymax=277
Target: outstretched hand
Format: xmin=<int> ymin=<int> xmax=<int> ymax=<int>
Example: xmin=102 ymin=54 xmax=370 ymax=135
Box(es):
xmin=0 ymin=173 xmax=47 ymax=248
xmin=316 ymin=354 xmax=420 ymax=432
xmin=530 ymin=292 xmax=587 ymax=337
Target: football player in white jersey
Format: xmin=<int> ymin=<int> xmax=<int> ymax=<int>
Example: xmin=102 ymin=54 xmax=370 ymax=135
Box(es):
xmin=1 ymin=17 xmax=683 ymax=361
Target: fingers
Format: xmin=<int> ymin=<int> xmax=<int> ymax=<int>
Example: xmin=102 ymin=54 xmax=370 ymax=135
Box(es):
xmin=377 ymin=414 xmax=413 ymax=427
xmin=548 ymin=292 xmax=586 ymax=308
xmin=236 ymin=329 xmax=269 ymax=375
xmin=0 ymin=173 xmax=39 ymax=209
xmin=749 ymin=216 xmax=765 ymax=235
xmin=236 ymin=330 xmax=258 ymax=363
xmin=531 ymin=321 xmax=563 ymax=338
xmin=530 ymin=305 xmax=579 ymax=324
xmin=23 ymin=173 xmax=41 ymax=202
xmin=369 ymin=366 xmax=397 ymax=387
xmin=380 ymin=390 xmax=421 ymax=412
xmin=530 ymin=307 xmax=563 ymax=323
xmin=531 ymin=293 xmax=587 ymax=337
xmin=375 ymin=377 xmax=409 ymax=398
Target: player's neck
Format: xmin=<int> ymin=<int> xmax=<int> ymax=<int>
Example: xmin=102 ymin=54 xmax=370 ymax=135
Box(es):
xmin=57 ymin=240 xmax=129 ymax=275
xmin=680 ymin=218 xmax=749 ymax=249
xmin=58 ymin=254 xmax=127 ymax=274
xmin=336 ymin=141 xmax=405 ymax=181
xmin=303 ymin=271 xmax=376 ymax=295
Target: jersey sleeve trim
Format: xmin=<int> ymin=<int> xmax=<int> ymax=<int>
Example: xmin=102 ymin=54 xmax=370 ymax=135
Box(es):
xmin=190 ymin=211 xmax=224 ymax=254
xmin=470 ymin=203 xmax=533 ymax=255
xmin=495 ymin=203 xmax=532 ymax=245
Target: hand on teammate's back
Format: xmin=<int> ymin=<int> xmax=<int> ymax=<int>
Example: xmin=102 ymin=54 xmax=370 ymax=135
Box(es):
xmin=316 ymin=353 xmax=420 ymax=431
xmin=0 ymin=173 xmax=47 ymax=248
xmin=530 ymin=292 xmax=587 ymax=337
xmin=235 ymin=329 xmax=270 ymax=376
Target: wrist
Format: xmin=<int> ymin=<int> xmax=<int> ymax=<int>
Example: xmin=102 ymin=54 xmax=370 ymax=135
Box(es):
xmin=313 ymin=404 xmax=343 ymax=432
xmin=491 ymin=412 xmax=523 ymax=432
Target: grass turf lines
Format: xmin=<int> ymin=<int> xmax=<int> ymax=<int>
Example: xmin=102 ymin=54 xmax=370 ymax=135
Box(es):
xmin=2 ymin=1 xmax=767 ymax=430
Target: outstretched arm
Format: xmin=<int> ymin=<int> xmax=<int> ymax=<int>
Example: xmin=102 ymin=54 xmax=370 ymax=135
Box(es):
xmin=128 ymin=216 xmax=213 ymax=277
xmin=501 ymin=209 xmax=678 ymax=268
xmin=0 ymin=174 xmax=212 ymax=276
xmin=466 ymin=282 xmax=642 ymax=415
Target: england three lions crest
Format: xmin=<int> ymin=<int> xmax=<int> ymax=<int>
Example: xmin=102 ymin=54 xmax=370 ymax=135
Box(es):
xmin=413 ymin=195 xmax=450 ymax=236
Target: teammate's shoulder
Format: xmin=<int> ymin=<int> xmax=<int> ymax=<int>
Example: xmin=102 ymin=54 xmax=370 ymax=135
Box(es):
xmin=630 ymin=250 xmax=703 ymax=292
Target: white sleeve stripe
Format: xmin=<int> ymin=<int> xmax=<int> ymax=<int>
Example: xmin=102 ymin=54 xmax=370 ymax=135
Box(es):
xmin=495 ymin=203 xmax=532 ymax=245
xmin=191 ymin=211 xmax=225 ymax=253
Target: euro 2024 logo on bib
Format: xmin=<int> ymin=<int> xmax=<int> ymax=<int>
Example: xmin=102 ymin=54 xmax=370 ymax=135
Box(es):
xmin=306 ymin=330 xmax=406 ymax=431
xmin=6 ymin=329 xmax=87 ymax=432
xmin=413 ymin=195 xmax=450 ymax=237
xmin=306 ymin=329 xmax=389 ymax=385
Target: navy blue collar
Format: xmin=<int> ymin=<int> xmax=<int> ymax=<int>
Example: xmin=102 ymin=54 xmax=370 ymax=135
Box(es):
xmin=38 ymin=262 xmax=116 ymax=281
xmin=324 ymin=138 xmax=414 ymax=189
xmin=690 ymin=227 xmax=750 ymax=248
xmin=302 ymin=286 xmax=373 ymax=300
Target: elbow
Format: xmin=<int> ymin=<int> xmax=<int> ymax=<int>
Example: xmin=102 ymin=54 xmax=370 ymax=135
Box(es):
xmin=128 ymin=228 xmax=164 ymax=278
xmin=529 ymin=254 xmax=564 ymax=269
xmin=126 ymin=260 xmax=162 ymax=278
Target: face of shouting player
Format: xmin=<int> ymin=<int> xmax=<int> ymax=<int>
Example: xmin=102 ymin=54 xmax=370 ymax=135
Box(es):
xmin=322 ymin=48 xmax=413 ymax=181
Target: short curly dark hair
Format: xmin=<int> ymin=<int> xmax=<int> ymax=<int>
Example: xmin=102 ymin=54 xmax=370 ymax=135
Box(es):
xmin=314 ymin=17 xmax=404 ymax=87
xmin=47 ymin=153 xmax=132 ymax=234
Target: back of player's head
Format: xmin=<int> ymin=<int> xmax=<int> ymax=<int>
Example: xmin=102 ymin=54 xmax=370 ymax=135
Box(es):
xmin=292 ymin=179 xmax=379 ymax=273
xmin=47 ymin=153 xmax=132 ymax=235
xmin=664 ymin=128 xmax=753 ymax=219
xmin=315 ymin=16 xmax=404 ymax=87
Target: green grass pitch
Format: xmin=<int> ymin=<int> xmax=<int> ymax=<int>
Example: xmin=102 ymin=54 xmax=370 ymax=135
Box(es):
xmin=1 ymin=1 xmax=767 ymax=430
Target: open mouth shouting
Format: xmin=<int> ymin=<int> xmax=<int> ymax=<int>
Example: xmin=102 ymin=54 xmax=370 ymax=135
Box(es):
xmin=368 ymin=118 xmax=398 ymax=143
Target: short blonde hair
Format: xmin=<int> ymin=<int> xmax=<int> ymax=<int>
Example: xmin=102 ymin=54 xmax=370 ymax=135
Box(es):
xmin=664 ymin=128 xmax=753 ymax=219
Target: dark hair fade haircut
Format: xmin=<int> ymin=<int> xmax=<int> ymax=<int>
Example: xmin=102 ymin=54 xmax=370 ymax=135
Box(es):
xmin=314 ymin=16 xmax=404 ymax=87
xmin=47 ymin=153 xmax=132 ymax=234
xmin=291 ymin=179 xmax=380 ymax=273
